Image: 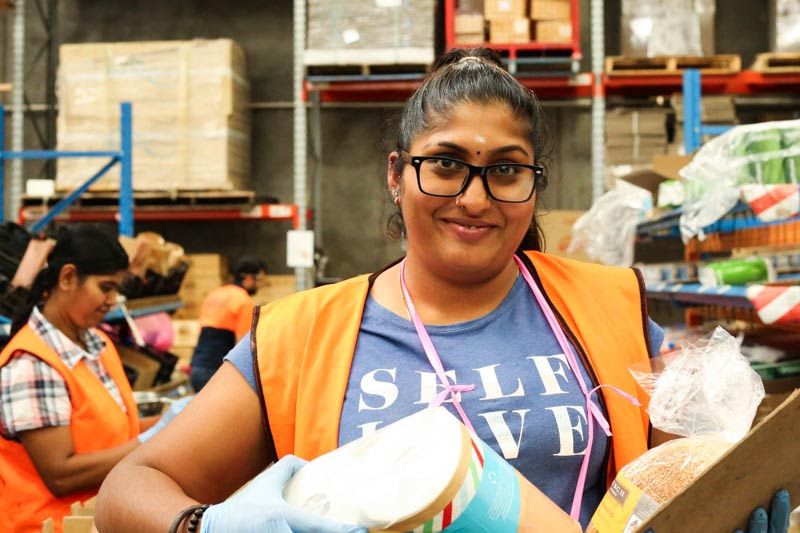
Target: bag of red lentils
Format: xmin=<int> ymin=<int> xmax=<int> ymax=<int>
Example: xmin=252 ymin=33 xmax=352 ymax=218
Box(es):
xmin=586 ymin=327 xmax=764 ymax=533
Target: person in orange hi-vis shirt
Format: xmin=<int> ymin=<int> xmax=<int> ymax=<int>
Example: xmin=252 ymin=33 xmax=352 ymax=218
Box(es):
xmin=189 ymin=257 xmax=265 ymax=391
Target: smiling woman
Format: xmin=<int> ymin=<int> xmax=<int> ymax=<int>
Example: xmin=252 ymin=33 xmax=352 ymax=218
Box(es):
xmin=0 ymin=225 xmax=171 ymax=533
xmin=94 ymin=49 xmax=665 ymax=533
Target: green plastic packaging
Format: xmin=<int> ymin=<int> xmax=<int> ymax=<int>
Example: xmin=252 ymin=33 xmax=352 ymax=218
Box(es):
xmin=698 ymin=256 xmax=774 ymax=286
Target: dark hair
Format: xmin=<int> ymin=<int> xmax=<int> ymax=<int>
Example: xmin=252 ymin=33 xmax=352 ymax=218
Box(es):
xmin=233 ymin=256 xmax=266 ymax=282
xmin=11 ymin=225 xmax=129 ymax=335
xmin=386 ymin=47 xmax=551 ymax=251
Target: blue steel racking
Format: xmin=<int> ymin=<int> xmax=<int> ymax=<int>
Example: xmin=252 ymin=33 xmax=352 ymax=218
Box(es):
xmin=682 ymin=68 xmax=735 ymax=154
xmin=0 ymin=102 xmax=134 ymax=236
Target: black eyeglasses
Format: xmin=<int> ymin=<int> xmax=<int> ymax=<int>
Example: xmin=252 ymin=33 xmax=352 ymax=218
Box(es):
xmin=408 ymin=156 xmax=544 ymax=203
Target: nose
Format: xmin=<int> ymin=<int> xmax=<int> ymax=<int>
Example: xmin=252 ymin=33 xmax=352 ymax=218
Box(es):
xmin=457 ymin=172 xmax=492 ymax=212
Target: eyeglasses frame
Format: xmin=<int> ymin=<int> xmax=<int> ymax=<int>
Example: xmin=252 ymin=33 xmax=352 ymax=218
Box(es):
xmin=407 ymin=155 xmax=544 ymax=203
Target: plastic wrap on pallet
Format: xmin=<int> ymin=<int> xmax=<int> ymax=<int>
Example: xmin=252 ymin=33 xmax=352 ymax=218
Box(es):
xmin=774 ymin=0 xmax=800 ymax=52
xmin=679 ymin=120 xmax=800 ymax=242
xmin=621 ymin=0 xmax=715 ymax=57
xmin=305 ymin=0 xmax=435 ymax=65
xmin=55 ymin=39 xmax=251 ymax=192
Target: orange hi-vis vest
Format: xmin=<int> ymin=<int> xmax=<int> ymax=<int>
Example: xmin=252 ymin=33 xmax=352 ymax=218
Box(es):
xmin=0 ymin=326 xmax=140 ymax=533
xmin=199 ymin=284 xmax=255 ymax=339
xmin=254 ymin=251 xmax=653 ymax=485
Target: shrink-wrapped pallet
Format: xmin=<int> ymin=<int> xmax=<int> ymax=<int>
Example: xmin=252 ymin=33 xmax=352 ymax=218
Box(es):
xmin=56 ymin=39 xmax=250 ymax=192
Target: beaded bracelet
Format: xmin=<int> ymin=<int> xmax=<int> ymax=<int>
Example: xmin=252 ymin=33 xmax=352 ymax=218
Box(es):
xmin=168 ymin=504 xmax=209 ymax=533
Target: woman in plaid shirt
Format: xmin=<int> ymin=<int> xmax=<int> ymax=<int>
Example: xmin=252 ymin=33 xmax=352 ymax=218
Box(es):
xmin=0 ymin=225 xmax=170 ymax=533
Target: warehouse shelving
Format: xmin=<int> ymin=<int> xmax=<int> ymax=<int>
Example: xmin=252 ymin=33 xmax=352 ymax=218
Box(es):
xmin=104 ymin=295 xmax=184 ymax=322
xmin=646 ymin=274 xmax=800 ymax=308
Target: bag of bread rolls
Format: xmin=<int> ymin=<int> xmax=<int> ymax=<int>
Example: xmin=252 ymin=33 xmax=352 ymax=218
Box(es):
xmin=587 ymin=327 xmax=764 ymax=533
xmin=283 ymin=406 xmax=582 ymax=532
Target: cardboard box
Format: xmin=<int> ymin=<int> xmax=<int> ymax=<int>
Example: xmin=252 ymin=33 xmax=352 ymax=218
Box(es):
xmin=489 ymin=18 xmax=531 ymax=43
xmin=639 ymin=389 xmax=800 ymax=531
xmin=484 ymin=0 xmax=527 ymax=19
xmin=455 ymin=32 xmax=486 ymax=44
xmin=652 ymin=154 xmax=693 ymax=181
xmin=539 ymin=210 xmax=590 ymax=262
xmin=530 ymin=0 xmax=571 ymax=20
xmin=455 ymin=13 xmax=484 ymax=33
xmin=253 ymin=274 xmax=297 ymax=306
xmin=534 ymin=19 xmax=572 ymax=42
xmin=56 ymin=39 xmax=251 ymax=192
xmin=606 ymin=108 xmax=669 ymax=137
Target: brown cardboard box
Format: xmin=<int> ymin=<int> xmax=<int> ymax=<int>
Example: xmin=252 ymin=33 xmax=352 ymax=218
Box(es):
xmin=56 ymin=39 xmax=251 ymax=192
xmin=639 ymin=389 xmax=800 ymax=531
xmin=652 ymin=154 xmax=693 ymax=181
xmin=174 ymin=254 xmax=227 ymax=319
xmin=253 ymin=275 xmax=297 ymax=306
xmin=530 ymin=0 xmax=571 ymax=20
xmin=455 ymin=13 xmax=484 ymax=33
xmin=456 ymin=32 xmax=486 ymax=44
xmin=539 ymin=210 xmax=590 ymax=262
xmin=489 ymin=18 xmax=531 ymax=43
xmin=534 ymin=19 xmax=572 ymax=42
xmin=484 ymin=0 xmax=527 ymax=19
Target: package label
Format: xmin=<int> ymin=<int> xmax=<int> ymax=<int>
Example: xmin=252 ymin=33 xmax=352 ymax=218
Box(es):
xmin=588 ymin=472 xmax=661 ymax=533
xmin=440 ymin=440 xmax=520 ymax=532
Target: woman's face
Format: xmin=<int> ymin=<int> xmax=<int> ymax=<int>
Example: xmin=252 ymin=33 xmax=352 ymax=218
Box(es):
xmin=67 ymin=270 xmax=126 ymax=329
xmin=388 ymin=101 xmax=537 ymax=283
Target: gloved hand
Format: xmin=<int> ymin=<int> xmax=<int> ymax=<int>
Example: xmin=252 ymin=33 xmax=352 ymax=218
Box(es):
xmin=200 ymin=454 xmax=367 ymax=533
xmin=138 ymin=395 xmax=194 ymax=443
xmin=733 ymin=489 xmax=791 ymax=533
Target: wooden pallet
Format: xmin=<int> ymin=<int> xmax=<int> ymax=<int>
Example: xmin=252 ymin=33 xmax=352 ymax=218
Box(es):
xmin=22 ymin=189 xmax=261 ymax=208
xmin=304 ymin=47 xmax=433 ymax=77
xmin=752 ymin=52 xmax=800 ymax=73
xmin=605 ymin=54 xmax=741 ymax=76
xmin=306 ymin=62 xmax=431 ymax=77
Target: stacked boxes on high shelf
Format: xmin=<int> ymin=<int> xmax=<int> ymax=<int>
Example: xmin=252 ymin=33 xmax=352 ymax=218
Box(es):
xmin=621 ymin=0 xmax=715 ymax=57
xmin=455 ymin=0 xmax=571 ymax=45
xmin=305 ymin=0 xmax=436 ymax=67
xmin=485 ymin=0 xmax=529 ymax=44
xmin=669 ymin=93 xmax=737 ymax=154
xmin=605 ymin=108 xmax=669 ymax=187
xmin=56 ymin=39 xmax=251 ymax=192
xmin=530 ymin=0 xmax=572 ymax=43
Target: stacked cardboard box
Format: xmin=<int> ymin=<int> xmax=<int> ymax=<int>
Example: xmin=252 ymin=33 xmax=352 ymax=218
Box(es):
xmin=621 ymin=0 xmax=715 ymax=57
xmin=485 ymin=0 xmax=530 ymax=43
xmin=170 ymin=318 xmax=201 ymax=366
xmin=252 ymin=274 xmax=298 ymax=307
xmin=305 ymin=0 xmax=435 ymax=66
xmin=669 ymin=94 xmax=737 ymax=154
xmin=605 ymin=108 xmax=669 ymax=167
xmin=174 ymin=254 xmax=228 ymax=319
xmin=56 ymin=39 xmax=251 ymax=192
xmin=531 ymin=0 xmax=572 ymax=43
xmin=454 ymin=13 xmax=486 ymax=45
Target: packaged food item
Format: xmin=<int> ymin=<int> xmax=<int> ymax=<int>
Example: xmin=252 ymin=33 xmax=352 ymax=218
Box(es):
xmin=283 ymin=407 xmax=581 ymax=533
xmin=586 ymin=327 xmax=764 ymax=533
xmin=698 ymin=256 xmax=774 ymax=286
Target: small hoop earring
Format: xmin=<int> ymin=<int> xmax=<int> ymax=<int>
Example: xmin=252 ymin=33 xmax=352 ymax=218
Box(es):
xmin=391 ymin=187 xmax=399 ymax=205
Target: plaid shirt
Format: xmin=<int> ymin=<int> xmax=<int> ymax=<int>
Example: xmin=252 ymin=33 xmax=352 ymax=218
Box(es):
xmin=0 ymin=307 xmax=127 ymax=439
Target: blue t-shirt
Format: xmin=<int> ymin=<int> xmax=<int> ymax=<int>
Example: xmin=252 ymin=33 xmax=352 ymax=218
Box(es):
xmin=226 ymin=275 xmax=664 ymax=528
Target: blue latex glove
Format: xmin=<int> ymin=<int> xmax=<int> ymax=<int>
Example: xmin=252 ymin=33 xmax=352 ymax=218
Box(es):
xmin=138 ymin=395 xmax=193 ymax=443
xmin=733 ymin=489 xmax=791 ymax=533
xmin=200 ymin=455 xmax=367 ymax=533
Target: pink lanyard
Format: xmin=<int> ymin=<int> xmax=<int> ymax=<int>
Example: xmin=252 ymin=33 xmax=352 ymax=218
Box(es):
xmin=398 ymin=256 xmax=640 ymax=521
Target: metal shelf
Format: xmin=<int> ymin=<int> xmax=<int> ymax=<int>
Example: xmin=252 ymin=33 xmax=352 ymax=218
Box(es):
xmin=646 ymin=274 xmax=800 ymax=308
xmin=18 ymin=203 xmax=304 ymax=229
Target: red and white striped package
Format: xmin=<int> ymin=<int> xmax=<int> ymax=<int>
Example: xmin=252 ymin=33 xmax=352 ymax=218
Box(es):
xmin=740 ymin=184 xmax=800 ymax=223
xmin=745 ymin=284 xmax=800 ymax=325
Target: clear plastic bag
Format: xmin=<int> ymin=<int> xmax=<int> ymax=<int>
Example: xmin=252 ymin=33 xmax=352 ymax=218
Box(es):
xmin=586 ymin=327 xmax=765 ymax=533
xmin=567 ymin=180 xmax=652 ymax=267
xmin=679 ymin=119 xmax=800 ymax=242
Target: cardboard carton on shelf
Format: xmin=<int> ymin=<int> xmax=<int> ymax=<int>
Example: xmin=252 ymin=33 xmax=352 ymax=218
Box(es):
xmin=489 ymin=18 xmax=531 ymax=44
xmin=484 ymin=0 xmax=527 ymax=19
xmin=539 ymin=210 xmax=591 ymax=262
xmin=530 ymin=0 xmax=571 ymax=20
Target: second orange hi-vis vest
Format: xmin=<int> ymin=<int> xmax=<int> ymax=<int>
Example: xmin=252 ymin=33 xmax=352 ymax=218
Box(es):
xmin=198 ymin=284 xmax=255 ymax=339
xmin=0 ymin=326 xmax=140 ymax=533
xmin=253 ymin=251 xmax=653 ymax=484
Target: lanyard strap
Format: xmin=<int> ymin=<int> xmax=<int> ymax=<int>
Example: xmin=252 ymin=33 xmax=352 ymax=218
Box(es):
xmin=399 ymin=259 xmax=477 ymax=435
xmin=514 ymin=255 xmax=640 ymax=520
xmin=399 ymin=256 xmax=639 ymax=521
